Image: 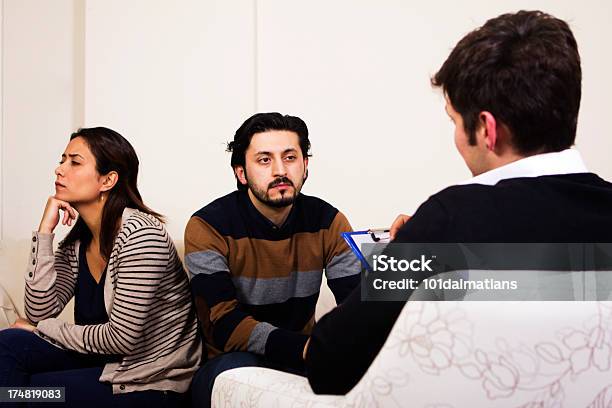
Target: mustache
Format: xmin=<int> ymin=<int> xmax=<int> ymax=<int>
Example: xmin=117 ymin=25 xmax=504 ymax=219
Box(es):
xmin=268 ymin=177 xmax=294 ymax=189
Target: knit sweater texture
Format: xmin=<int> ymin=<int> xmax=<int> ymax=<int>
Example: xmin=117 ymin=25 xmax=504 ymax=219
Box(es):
xmin=25 ymin=208 xmax=202 ymax=394
xmin=185 ymin=190 xmax=360 ymax=368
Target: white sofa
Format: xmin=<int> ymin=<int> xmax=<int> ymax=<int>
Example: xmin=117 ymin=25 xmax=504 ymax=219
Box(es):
xmin=212 ymin=301 xmax=612 ymax=407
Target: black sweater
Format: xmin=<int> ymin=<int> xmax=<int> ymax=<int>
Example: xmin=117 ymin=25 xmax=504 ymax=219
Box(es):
xmin=305 ymin=173 xmax=612 ymax=395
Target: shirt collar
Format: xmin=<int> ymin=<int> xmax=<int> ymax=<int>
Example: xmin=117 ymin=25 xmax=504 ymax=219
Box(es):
xmin=458 ymin=148 xmax=589 ymax=186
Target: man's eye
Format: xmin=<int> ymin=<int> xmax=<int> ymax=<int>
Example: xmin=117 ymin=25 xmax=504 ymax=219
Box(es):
xmin=285 ymin=156 xmax=296 ymax=161
xmin=259 ymin=158 xmax=270 ymax=164
xmin=72 ymin=161 xmax=81 ymax=165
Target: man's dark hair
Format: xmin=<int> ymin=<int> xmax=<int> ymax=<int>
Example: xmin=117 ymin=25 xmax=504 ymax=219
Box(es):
xmin=227 ymin=112 xmax=311 ymax=190
xmin=432 ymin=10 xmax=581 ymax=154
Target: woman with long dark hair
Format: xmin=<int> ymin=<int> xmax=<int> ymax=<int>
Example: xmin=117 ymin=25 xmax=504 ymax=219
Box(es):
xmin=0 ymin=127 xmax=201 ymax=406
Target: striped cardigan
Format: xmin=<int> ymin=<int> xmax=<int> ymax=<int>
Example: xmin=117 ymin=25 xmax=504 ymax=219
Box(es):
xmin=24 ymin=208 xmax=202 ymax=394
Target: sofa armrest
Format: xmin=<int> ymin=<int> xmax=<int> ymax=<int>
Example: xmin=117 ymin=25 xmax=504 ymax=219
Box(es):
xmin=0 ymin=283 xmax=21 ymax=329
xmin=212 ymin=367 xmax=342 ymax=408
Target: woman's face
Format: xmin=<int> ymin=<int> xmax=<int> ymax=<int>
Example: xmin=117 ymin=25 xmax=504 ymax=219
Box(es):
xmin=54 ymin=137 xmax=105 ymax=204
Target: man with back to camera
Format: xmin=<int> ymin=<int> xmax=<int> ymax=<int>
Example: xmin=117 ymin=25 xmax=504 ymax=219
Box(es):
xmin=303 ymin=10 xmax=612 ymax=395
xmin=184 ymin=112 xmax=361 ymax=406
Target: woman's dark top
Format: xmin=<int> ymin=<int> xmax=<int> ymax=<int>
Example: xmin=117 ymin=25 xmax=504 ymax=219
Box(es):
xmin=74 ymin=242 xmax=108 ymax=326
xmin=73 ymin=243 xmax=123 ymax=364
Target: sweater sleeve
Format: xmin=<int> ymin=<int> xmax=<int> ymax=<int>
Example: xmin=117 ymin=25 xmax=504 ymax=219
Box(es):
xmin=305 ymin=285 xmax=404 ymax=394
xmin=35 ymin=224 xmax=171 ymax=355
xmin=323 ymin=212 xmax=361 ymax=304
xmin=185 ymin=216 xmax=307 ymax=369
xmin=24 ymin=232 xmax=76 ymax=323
xmin=306 ymin=197 xmax=451 ymax=394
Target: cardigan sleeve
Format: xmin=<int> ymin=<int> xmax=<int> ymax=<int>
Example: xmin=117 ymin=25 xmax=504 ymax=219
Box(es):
xmin=24 ymin=232 xmax=77 ymax=323
xmin=36 ymin=223 xmax=170 ymax=355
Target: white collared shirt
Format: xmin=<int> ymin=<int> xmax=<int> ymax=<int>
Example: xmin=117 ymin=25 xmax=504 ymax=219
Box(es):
xmin=458 ymin=148 xmax=589 ymax=186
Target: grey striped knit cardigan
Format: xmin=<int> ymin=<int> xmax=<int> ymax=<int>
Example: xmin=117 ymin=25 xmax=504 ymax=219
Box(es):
xmin=25 ymin=208 xmax=202 ymax=394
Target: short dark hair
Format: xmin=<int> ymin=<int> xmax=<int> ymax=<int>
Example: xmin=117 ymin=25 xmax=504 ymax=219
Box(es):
xmin=432 ymin=10 xmax=581 ymax=154
xmin=227 ymin=112 xmax=311 ymax=190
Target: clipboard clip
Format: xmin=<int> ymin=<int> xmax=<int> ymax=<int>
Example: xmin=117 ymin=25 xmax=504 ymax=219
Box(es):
xmin=368 ymin=228 xmax=390 ymax=242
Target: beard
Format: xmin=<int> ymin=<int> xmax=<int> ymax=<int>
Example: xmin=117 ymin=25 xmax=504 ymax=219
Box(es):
xmin=248 ymin=176 xmax=300 ymax=208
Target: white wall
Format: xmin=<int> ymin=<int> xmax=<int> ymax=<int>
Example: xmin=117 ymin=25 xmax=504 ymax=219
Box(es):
xmin=1 ymin=0 xmax=612 ymax=313
xmin=255 ymin=0 xmax=612 ymax=227
xmin=0 ymin=0 xmax=80 ymax=319
xmin=80 ymin=0 xmax=612 ymax=236
xmin=83 ymin=0 xmax=256 ymax=237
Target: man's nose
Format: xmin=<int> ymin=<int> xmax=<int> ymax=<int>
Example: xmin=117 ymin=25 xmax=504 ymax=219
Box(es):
xmin=272 ymin=159 xmax=287 ymax=177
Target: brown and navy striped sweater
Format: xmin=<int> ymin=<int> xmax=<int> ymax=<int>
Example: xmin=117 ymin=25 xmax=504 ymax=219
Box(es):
xmin=184 ymin=190 xmax=360 ymax=369
xmin=25 ymin=208 xmax=202 ymax=394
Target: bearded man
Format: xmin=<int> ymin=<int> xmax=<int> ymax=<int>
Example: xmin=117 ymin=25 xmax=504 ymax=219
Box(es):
xmin=185 ymin=112 xmax=360 ymax=407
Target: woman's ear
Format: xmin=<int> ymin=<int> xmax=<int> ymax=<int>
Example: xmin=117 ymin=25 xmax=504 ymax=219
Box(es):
xmin=100 ymin=171 xmax=119 ymax=192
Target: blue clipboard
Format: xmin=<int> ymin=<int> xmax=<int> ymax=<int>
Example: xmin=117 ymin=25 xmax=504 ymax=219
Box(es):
xmin=342 ymin=229 xmax=390 ymax=272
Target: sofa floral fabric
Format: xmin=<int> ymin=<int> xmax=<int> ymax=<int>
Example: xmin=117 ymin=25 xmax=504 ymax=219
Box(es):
xmin=212 ymin=367 xmax=342 ymax=408
xmin=213 ymin=301 xmax=612 ymax=408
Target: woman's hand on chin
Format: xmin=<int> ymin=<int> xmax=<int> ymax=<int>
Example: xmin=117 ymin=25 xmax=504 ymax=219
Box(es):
xmin=38 ymin=196 xmax=79 ymax=234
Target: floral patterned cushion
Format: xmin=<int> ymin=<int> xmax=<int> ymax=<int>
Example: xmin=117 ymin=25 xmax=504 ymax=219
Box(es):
xmin=213 ymin=301 xmax=612 ymax=408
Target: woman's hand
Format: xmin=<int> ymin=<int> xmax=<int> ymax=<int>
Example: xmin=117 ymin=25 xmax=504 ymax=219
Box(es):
xmin=38 ymin=196 xmax=78 ymax=234
xmin=10 ymin=317 xmax=37 ymax=332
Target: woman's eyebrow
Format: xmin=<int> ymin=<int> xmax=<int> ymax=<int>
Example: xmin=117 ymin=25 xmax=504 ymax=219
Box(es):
xmin=61 ymin=153 xmax=85 ymax=159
